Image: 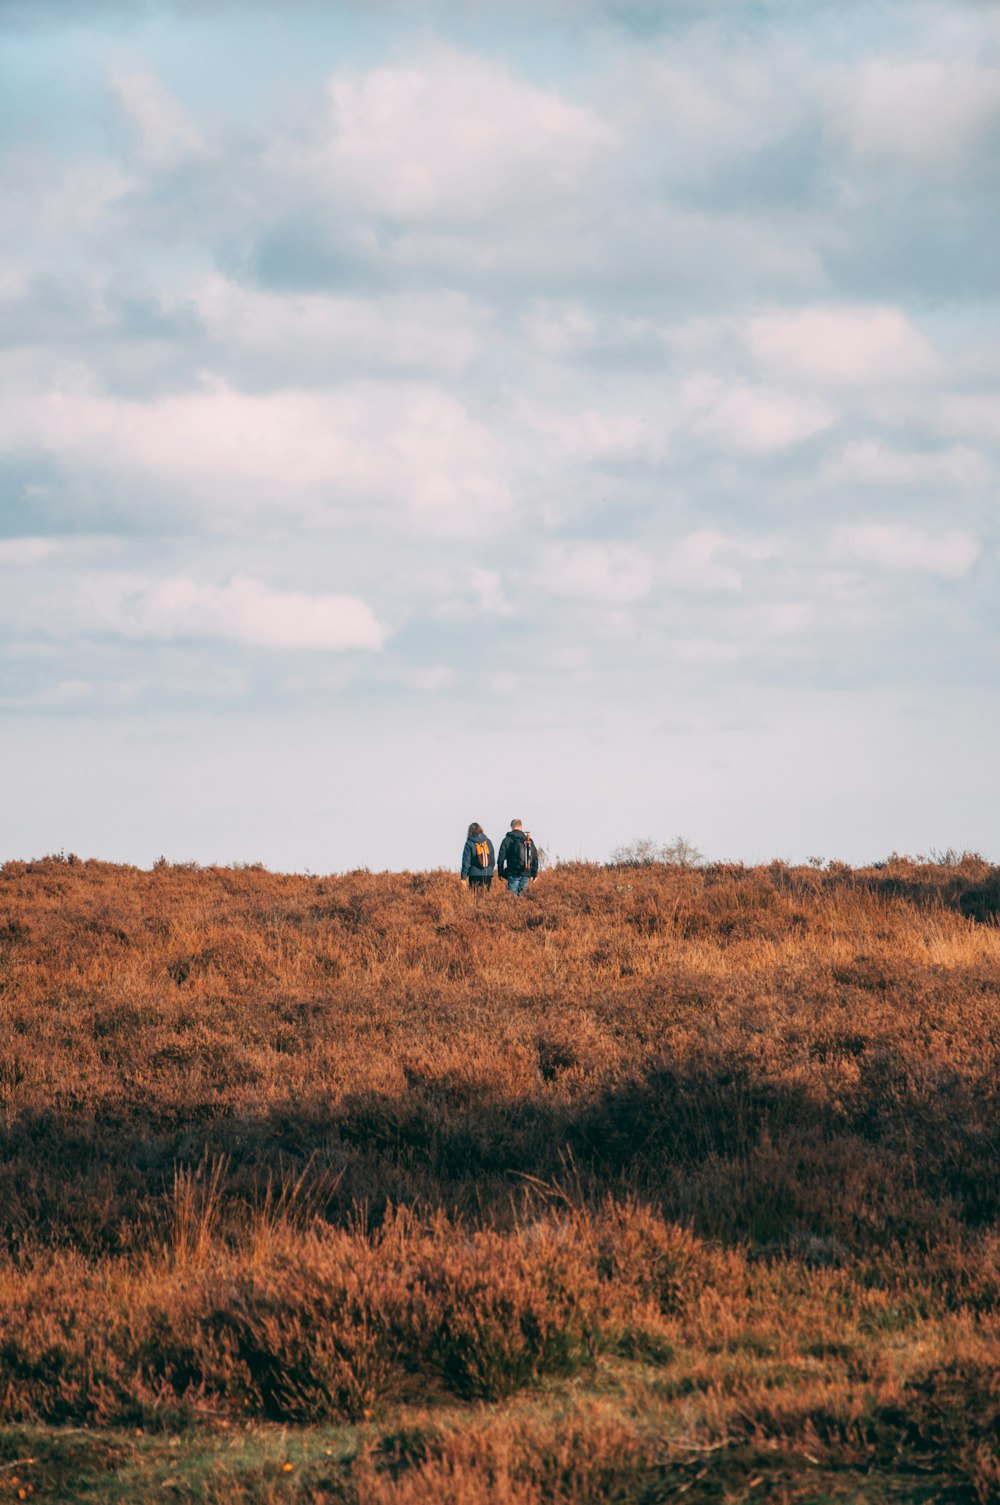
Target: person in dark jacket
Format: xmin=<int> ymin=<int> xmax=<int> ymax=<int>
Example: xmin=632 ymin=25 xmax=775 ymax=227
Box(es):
xmin=461 ymin=822 xmax=495 ymax=895
xmin=497 ymin=818 xmax=538 ymax=895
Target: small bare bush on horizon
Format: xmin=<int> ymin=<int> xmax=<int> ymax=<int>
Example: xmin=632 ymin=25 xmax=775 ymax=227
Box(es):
xmin=609 ymin=835 xmax=704 ymax=869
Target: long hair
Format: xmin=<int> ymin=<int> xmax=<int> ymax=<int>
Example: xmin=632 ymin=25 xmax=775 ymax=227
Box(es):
xmin=467 ymin=822 xmax=484 ymax=840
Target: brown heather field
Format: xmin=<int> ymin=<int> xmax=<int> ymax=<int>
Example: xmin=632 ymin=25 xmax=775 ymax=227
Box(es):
xmin=1 ymin=852 xmax=999 ymax=1502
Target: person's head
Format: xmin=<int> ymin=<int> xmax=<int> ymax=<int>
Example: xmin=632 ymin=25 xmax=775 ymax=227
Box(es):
xmin=467 ymin=822 xmax=484 ymax=840
xmin=510 ymin=818 xmax=522 ymax=830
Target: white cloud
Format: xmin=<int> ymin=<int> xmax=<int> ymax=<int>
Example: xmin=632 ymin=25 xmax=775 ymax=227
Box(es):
xmin=161 ymin=668 xmax=250 ymax=698
xmin=683 ymin=374 xmax=833 ymax=453
xmin=618 ymin=51 xmax=789 ymax=175
xmin=0 ymin=679 xmax=95 ymax=710
xmin=0 ymin=370 xmax=511 ymax=532
xmin=0 ymin=535 xmax=123 ymax=566
xmin=661 ymin=530 xmax=743 ymax=592
xmin=544 ymin=542 xmax=652 ymax=604
xmin=0 ymin=149 xmax=131 ymax=237
xmin=193 ymin=276 xmax=483 ymax=377
xmin=71 ymin=573 xmax=386 ymax=651
xmin=758 ymin=602 xmax=812 ymax=635
xmin=748 ymin=306 xmax=938 ymax=386
xmin=0 ymin=537 xmax=63 ymax=565
xmin=431 ymin=566 xmax=514 ymax=623
xmin=470 ymin=569 xmax=511 ymax=616
xmin=840 ymin=524 xmax=979 ymax=577
xmin=0 ymin=261 xmax=30 ymax=301
xmin=524 ymin=404 xmax=667 ymax=464
xmin=391 ymin=665 xmax=455 ymax=692
xmin=318 ymin=46 xmax=616 ymax=222
xmin=674 ymin=637 xmax=747 ymax=664
xmin=823 ymin=439 xmax=990 ymax=489
xmin=827 ymin=59 xmax=1000 ymax=166
xmin=110 ymin=69 xmax=207 ymax=168
xmin=929 ymin=393 xmax=1000 ymax=444
xmin=521 ymin=302 xmax=597 ymax=359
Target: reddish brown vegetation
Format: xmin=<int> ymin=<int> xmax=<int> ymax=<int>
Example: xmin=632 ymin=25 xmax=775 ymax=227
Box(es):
xmin=0 ymin=854 xmax=998 ymax=1500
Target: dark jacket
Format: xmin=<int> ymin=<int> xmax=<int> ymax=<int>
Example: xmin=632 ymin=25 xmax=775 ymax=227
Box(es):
xmin=461 ymin=833 xmax=496 ymax=880
xmin=497 ymin=830 xmax=538 ymax=879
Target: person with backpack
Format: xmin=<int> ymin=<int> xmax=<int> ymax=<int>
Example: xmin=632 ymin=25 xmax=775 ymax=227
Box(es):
xmin=461 ymin=822 xmax=495 ymax=895
xmin=497 ymin=818 xmax=538 ymax=895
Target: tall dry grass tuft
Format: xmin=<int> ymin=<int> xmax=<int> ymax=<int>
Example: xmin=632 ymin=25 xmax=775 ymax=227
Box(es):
xmin=168 ymin=1153 xmax=228 ymax=1270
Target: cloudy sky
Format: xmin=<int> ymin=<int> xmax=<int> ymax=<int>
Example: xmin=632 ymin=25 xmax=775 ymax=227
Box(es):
xmin=1 ymin=0 xmax=998 ymax=870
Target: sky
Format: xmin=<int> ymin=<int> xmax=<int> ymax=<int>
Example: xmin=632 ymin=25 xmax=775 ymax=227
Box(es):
xmin=1 ymin=0 xmax=999 ymax=871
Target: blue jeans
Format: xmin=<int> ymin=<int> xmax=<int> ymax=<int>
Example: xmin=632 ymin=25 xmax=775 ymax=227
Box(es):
xmin=506 ymin=874 xmax=530 ymax=895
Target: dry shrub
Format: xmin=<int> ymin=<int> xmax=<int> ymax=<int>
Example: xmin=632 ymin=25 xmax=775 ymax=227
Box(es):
xmin=0 ymin=1205 xmax=675 ymax=1426
xmin=195 ymin=1243 xmax=399 ymax=1422
xmin=186 ymin=1210 xmax=619 ymax=1418
xmin=591 ymin=1198 xmax=704 ymax=1315
xmin=358 ymin=1402 xmax=649 ymax=1505
xmin=415 ymin=1220 xmax=602 ymax=1400
xmin=0 ymin=1253 xmax=145 ymax=1426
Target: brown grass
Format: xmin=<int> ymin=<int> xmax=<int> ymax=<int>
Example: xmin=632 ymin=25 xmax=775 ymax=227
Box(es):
xmin=0 ymin=853 xmax=998 ymax=1500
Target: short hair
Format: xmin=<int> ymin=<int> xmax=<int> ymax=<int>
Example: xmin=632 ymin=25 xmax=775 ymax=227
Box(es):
xmin=467 ymin=822 xmax=484 ymax=840
xmin=510 ymin=818 xmax=522 ymax=829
